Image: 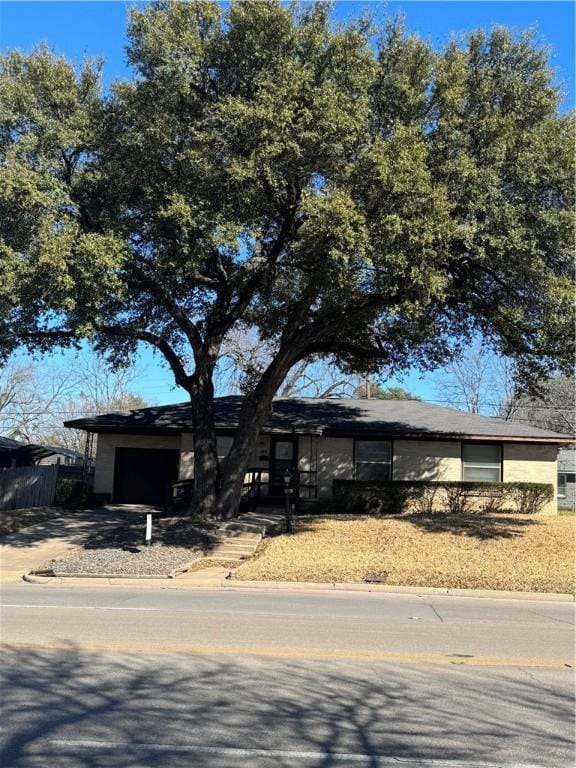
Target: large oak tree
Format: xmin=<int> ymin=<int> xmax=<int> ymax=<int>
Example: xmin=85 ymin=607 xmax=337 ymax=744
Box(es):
xmin=1 ymin=1 xmax=573 ymax=518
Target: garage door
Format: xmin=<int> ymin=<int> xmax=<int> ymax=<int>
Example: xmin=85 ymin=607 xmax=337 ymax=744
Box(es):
xmin=113 ymin=448 xmax=180 ymax=506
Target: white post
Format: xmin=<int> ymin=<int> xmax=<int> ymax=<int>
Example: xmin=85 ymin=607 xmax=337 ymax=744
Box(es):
xmin=145 ymin=513 xmax=152 ymax=546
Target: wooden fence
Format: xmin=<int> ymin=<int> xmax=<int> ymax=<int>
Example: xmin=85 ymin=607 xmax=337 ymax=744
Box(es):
xmin=0 ymin=465 xmax=58 ymax=511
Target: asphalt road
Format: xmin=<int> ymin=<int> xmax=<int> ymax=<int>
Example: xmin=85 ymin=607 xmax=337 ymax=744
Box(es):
xmin=0 ymin=585 xmax=574 ymax=768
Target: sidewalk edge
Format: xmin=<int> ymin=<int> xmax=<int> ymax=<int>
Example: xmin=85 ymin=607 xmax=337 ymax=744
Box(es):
xmin=19 ymin=571 xmax=575 ymax=601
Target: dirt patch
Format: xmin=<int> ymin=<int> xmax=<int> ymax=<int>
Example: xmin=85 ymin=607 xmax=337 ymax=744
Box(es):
xmin=235 ymin=513 xmax=576 ymax=593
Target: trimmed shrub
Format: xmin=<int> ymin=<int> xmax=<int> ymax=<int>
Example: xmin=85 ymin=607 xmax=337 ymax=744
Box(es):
xmin=331 ymin=479 xmax=554 ymax=515
xmin=55 ymin=479 xmax=91 ymax=508
xmin=333 ymin=480 xmax=421 ymax=515
xmin=509 ymin=483 xmax=554 ymax=515
xmin=443 ymin=483 xmax=471 ymax=515
xmin=411 ymin=483 xmax=439 ymax=515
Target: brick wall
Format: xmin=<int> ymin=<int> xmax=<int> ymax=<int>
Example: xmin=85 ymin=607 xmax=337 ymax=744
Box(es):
xmin=393 ymin=440 xmax=461 ymax=481
xmin=503 ymin=443 xmax=558 ymax=513
xmin=316 ymin=437 xmax=354 ymax=497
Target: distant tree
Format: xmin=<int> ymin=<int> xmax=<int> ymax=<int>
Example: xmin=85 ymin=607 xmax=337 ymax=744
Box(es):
xmin=0 ymin=354 xmax=147 ymax=451
xmin=1 ymin=2 xmax=573 ymax=519
xmin=506 ymin=377 xmax=575 ymax=435
xmin=0 ymin=361 xmax=77 ymax=441
xmin=0 ymin=362 xmax=35 ymax=432
xmin=217 ymin=328 xmax=361 ymax=398
xmin=41 ymin=356 xmax=149 ymax=452
xmin=353 ymin=382 xmax=421 ymax=400
xmin=433 ymin=342 xmax=518 ymax=416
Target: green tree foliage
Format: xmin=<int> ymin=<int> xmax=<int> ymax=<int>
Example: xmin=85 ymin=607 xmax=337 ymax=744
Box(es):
xmin=353 ymin=383 xmax=421 ymax=400
xmin=1 ymin=1 xmax=574 ymax=517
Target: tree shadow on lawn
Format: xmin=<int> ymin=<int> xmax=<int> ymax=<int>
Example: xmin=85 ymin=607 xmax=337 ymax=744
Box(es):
xmin=0 ymin=644 xmax=572 ymax=768
xmin=400 ymin=512 xmax=539 ymax=541
xmin=294 ymin=512 xmax=539 ymax=541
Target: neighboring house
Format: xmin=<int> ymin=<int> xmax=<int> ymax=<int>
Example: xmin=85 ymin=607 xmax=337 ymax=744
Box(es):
xmin=37 ymin=446 xmax=87 ymax=467
xmin=0 ymin=436 xmax=57 ymax=468
xmin=558 ymin=446 xmax=576 ymax=511
xmin=65 ymin=397 xmax=573 ymax=513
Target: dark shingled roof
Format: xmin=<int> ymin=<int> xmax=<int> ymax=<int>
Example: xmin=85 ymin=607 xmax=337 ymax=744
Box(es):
xmin=64 ymin=396 xmax=573 ymax=443
xmin=0 ymin=436 xmax=57 ymax=462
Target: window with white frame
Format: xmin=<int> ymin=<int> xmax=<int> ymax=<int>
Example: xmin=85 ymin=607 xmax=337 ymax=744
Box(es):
xmin=462 ymin=443 xmax=501 ymax=482
xmin=355 ymin=440 xmax=392 ymax=481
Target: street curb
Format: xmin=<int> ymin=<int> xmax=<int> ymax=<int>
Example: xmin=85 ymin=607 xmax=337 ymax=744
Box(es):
xmin=19 ymin=570 xmax=575 ymax=601
xmin=222 ymin=579 xmax=576 ymax=602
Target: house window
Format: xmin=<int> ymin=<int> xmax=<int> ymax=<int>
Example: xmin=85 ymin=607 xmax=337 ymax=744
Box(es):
xmin=558 ymin=473 xmax=575 ymax=498
xmin=355 ymin=440 xmax=392 ymax=481
xmin=462 ymin=443 xmax=501 ymax=482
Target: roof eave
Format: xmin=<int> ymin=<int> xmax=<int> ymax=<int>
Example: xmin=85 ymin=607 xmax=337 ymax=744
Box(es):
xmin=63 ymin=421 xmax=573 ymax=444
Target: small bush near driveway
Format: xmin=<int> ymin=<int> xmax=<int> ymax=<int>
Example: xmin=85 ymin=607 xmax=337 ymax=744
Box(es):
xmin=235 ymin=514 xmax=575 ymax=594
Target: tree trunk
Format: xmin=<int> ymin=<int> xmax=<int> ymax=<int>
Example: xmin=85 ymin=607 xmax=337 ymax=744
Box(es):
xmin=189 ymin=361 xmax=219 ymax=519
xmin=214 ymin=347 xmax=299 ymax=520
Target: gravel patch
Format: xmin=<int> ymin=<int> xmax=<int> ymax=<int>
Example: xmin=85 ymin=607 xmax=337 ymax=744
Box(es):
xmin=39 ymin=516 xmax=217 ymax=578
xmin=46 ymin=544 xmax=203 ymax=577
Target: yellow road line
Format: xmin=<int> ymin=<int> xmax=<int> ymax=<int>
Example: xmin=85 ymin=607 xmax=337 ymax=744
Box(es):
xmin=1 ymin=640 xmax=572 ymax=668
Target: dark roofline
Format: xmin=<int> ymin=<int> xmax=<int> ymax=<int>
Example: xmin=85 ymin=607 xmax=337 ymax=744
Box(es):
xmin=64 ymin=396 xmax=574 ymax=445
xmin=0 ymin=436 xmax=57 ymax=461
xmin=74 ymin=425 xmax=572 ymax=444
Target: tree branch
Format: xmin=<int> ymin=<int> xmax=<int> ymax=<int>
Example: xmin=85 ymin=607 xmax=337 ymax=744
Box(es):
xmin=131 ymin=259 xmax=205 ymax=356
xmin=95 ymin=323 xmax=192 ymax=389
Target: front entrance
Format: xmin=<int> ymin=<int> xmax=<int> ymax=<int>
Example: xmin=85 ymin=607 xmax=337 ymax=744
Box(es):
xmin=113 ymin=447 xmax=180 ymax=506
xmin=268 ymin=437 xmax=298 ymax=498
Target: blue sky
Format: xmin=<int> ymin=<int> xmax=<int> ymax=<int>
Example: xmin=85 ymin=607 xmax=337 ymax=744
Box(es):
xmin=1 ymin=1 xmax=574 ymax=407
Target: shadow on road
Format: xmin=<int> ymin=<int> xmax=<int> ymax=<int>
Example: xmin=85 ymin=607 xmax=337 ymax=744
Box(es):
xmin=0 ymin=644 xmax=573 ymax=767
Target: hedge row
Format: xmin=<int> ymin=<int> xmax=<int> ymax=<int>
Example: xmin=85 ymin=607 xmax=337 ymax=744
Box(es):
xmin=331 ymin=480 xmax=554 ymax=516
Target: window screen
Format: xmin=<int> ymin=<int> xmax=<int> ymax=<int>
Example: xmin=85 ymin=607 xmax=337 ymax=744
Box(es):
xmin=462 ymin=443 xmax=501 ymax=482
xmin=355 ymin=440 xmax=392 ymax=481
xmin=558 ymin=473 xmax=567 ymax=498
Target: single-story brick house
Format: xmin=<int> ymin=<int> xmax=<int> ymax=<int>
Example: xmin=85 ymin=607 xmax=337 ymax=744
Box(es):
xmin=66 ymin=397 xmax=573 ymax=513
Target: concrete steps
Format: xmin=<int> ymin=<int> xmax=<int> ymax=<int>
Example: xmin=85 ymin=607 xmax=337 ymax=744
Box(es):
xmin=219 ymin=510 xmax=285 ymax=536
xmin=204 ymin=509 xmax=285 ymax=562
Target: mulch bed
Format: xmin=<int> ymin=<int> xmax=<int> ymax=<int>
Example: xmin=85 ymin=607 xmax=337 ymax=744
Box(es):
xmin=39 ymin=516 xmax=219 ymax=578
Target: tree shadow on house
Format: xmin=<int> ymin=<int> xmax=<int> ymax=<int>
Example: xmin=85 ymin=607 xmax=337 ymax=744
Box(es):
xmin=0 ymin=644 xmax=572 ymax=768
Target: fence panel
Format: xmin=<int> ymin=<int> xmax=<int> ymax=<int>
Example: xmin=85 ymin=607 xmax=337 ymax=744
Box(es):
xmin=0 ymin=465 xmax=58 ymax=510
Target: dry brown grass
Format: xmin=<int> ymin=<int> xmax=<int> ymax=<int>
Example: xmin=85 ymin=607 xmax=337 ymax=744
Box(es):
xmin=185 ymin=557 xmax=240 ymax=571
xmin=236 ymin=513 xmax=576 ymax=593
